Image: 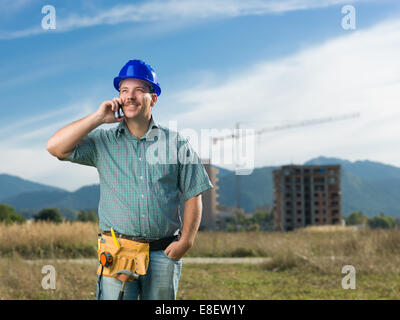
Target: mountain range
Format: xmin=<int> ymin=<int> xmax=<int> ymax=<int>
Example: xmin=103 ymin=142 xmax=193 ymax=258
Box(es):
xmin=1 ymin=156 xmax=399 ymax=218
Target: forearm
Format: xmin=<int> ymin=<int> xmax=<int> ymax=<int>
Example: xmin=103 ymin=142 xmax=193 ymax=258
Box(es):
xmin=46 ymin=112 xmax=103 ymax=158
xmin=180 ymin=194 xmax=202 ymax=247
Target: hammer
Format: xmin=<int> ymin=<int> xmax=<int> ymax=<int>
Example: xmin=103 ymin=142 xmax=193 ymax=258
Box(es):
xmin=115 ymin=270 xmax=140 ymax=300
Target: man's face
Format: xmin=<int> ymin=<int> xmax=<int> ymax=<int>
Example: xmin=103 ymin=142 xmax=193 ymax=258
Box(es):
xmin=119 ymin=78 xmax=157 ymax=120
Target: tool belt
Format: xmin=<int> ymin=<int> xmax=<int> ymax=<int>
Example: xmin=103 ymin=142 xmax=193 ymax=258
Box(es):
xmin=97 ymin=234 xmax=150 ymax=280
xmin=97 ymin=232 xmax=180 ymax=280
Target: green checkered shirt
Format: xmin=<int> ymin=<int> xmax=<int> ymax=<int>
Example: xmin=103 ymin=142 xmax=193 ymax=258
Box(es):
xmin=59 ymin=116 xmax=213 ymax=239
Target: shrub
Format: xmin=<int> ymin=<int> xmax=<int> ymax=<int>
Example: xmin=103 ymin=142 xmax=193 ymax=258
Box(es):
xmin=346 ymin=211 xmax=369 ymax=225
xmin=76 ymin=210 xmax=98 ymax=223
xmin=34 ymin=208 xmax=63 ymax=224
xmin=368 ymin=213 xmax=396 ymax=229
xmin=0 ymin=203 xmax=26 ymax=225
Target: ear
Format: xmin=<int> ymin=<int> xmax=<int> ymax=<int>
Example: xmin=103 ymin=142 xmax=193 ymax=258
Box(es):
xmin=150 ymin=93 xmax=158 ymax=107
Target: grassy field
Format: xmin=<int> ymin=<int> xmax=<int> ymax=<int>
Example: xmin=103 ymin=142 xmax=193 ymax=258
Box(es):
xmin=0 ymin=222 xmax=399 ymax=299
xmin=1 ymin=257 xmax=399 ymax=300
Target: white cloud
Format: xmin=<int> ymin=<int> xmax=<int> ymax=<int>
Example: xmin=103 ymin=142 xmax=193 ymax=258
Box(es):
xmin=161 ymin=17 xmax=400 ymax=170
xmin=0 ymin=99 xmax=101 ymax=191
xmin=0 ymin=100 xmax=96 ymax=147
xmin=57 ymin=0 xmax=359 ymax=28
xmin=0 ymin=147 xmax=99 ymax=192
xmin=0 ymin=0 xmax=359 ymax=39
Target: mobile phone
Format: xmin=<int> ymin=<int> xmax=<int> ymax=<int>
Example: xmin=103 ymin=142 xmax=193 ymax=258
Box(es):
xmin=116 ymin=101 xmax=124 ymax=119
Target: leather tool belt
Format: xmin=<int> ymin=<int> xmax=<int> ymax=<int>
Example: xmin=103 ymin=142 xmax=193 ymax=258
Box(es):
xmin=97 ymin=234 xmax=150 ymax=280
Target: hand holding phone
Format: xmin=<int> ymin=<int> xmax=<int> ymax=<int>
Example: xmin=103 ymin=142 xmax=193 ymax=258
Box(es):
xmin=96 ymin=98 xmax=125 ymax=124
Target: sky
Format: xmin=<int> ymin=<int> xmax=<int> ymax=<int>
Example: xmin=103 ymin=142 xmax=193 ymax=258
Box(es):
xmin=0 ymin=0 xmax=399 ymax=191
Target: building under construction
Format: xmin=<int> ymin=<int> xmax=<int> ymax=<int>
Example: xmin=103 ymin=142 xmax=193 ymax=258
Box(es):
xmin=180 ymin=160 xmax=220 ymax=230
xmin=200 ymin=161 xmax=220 ymax=229
xmin=273 ymin=165 xmax=341 ymax=231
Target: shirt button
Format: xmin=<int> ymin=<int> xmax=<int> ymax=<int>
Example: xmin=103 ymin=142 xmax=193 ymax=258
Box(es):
xmin=141 ymin=194 xmax=144 ymax=198
xmin=139 ymin=157 xmax=142 ymax=161
xmin=140 ymin=176 xmax=143 ymax=180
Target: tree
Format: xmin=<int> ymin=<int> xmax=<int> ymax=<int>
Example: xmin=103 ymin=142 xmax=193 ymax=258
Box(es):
xmin=77 ymin=210 xmax=98 ymax=223
xmin=346 ymin=211 xmax=369 ymax=226
xmin=253 ymin=209 xmax=274 ymax=224
xmin=233 ymin=209 xmax=246 ymax=222
xmin=0 ymin=203 xmax=26 ymax=225
xmin=34 ymin=208 xmax=63 ymax=224
xmin=368 ymin=212 xmax=396 ymax=229
xmin=248 ymin=223 xmax=260 ymax=232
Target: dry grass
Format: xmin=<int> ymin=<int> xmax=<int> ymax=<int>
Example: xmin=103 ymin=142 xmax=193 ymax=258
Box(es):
xmin=0 ymin=221 xmax=99 ymax=258
xmin=1 ymin=258 xmax=399 ymax=300
xmin=191 ymin=228 xmax=400 ymax=274
xmin=1 ymin=222 xmax=399 ymax=274
xmin=179 ymin=264 xmax=400 ymax=300
xmin=0 ymin=255 xmax=97 ymax=299
xmin=0 ymin=222 xmax=400 ymax=299
xmin=301 ymin=225 xmax=356 ymax=232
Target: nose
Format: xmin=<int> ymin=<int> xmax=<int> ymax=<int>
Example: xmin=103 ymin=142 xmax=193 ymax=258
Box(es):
xmin=123 ymin=88 xmax=137 ymax=100
xmin=127 ymin=92 xmax=137 ymax=100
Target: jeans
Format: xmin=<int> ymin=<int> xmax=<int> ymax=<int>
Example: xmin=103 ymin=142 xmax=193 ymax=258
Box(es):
xmin=96 ymin=250 xmax=182 ymax=300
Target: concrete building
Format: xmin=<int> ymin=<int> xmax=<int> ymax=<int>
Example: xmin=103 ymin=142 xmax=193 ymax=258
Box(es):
xmin=179 ymin=160 xmax=220 ymax=230
xmin=273 ymin=165 xmax=341 ymax=231
xmin=199 ymin=161 xmax=220 ymax=230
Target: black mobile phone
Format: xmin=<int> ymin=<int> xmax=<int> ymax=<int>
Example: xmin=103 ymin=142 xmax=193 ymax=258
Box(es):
xmin=117 ymin=102 xmax=124 ymax=119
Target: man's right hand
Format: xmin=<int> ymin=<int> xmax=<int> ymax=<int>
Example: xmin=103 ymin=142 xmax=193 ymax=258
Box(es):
xmin=47 ymin=98 xmax=125 ymax=159
xmin=96 ymin=98 xmax=125 ymax=124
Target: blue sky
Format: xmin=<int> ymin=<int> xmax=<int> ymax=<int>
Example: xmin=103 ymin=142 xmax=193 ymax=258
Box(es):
xmin=1 ymin=0 xmax=399 ymax=191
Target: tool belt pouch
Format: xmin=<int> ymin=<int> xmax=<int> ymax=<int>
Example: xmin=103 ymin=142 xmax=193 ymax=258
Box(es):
xmin=97 ymin=235 xmax=149 ymax=280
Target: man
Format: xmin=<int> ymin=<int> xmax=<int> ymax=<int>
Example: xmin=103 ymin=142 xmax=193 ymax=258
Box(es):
xmin=46 ymin=59 xmax=213 ymax=300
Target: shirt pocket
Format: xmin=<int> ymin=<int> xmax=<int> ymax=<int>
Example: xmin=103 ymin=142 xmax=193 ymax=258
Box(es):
xmin=148 ymin=163 xmax=179 ymax=197
xmin=148 ymin=163 xmax=177 ymax=182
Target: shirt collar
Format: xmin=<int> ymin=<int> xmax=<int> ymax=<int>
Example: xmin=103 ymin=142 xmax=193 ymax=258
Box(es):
xmin=116 ymin=116 xmax=159 ymax=140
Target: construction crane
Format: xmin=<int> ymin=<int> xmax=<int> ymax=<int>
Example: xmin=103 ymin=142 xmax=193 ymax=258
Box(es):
xmin=210 ymin=112 xmax=360 ymax=210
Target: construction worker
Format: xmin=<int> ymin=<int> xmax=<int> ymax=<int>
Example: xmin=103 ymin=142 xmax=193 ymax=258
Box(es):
xmin=46 ymin=59 xmax=213 ymax=300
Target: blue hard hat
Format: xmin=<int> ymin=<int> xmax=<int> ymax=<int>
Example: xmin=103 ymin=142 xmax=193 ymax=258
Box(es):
xmin=113 ymin=59 xmax=161 ymax=96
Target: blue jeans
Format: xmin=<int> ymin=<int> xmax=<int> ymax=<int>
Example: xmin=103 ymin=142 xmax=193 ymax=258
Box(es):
xmin=96 ymin=250 xmax=182 ymax=300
